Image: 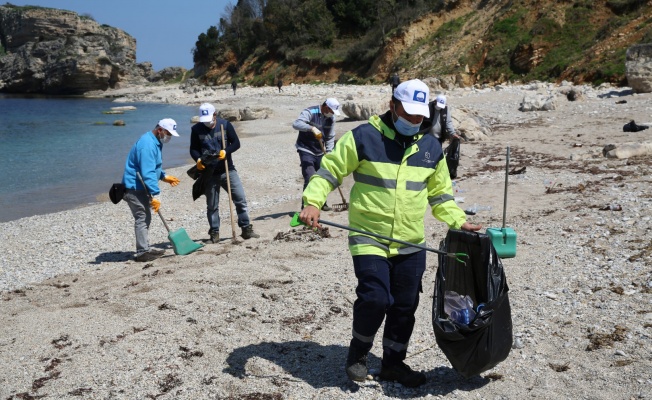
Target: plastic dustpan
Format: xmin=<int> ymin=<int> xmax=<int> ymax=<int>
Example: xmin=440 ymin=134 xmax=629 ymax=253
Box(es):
xmin=137 ymin=172 xmax=203 ymax=256
xmin=168 ymin=228 xmax=203 ymax=255
xmin=487 ymin=147 xmax=517 ymax=258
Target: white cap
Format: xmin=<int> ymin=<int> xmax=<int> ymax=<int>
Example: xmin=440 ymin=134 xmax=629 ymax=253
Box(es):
xmin=198 ymin=103 xmax=216 ymax=123
xmin=158 ymin=118 xmax=179 ymax=136
xmin=435 ymin=94 xmax=447 ymax=109
xmin=324 ymin=98 xmax=341 ymax=116
xmin=393 ymin=79 xmax=430 ymax=117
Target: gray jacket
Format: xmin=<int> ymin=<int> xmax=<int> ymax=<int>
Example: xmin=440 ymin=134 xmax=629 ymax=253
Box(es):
xmin=429 ymin=106 xmax=456 ymax=142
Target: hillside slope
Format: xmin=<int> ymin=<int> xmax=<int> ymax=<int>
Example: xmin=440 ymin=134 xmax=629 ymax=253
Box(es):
xmin=205 ymin=0 xmax=652 ymax=87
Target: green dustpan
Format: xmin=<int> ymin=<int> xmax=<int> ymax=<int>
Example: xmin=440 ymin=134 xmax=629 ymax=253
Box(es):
xmin=166 ymin=226 xmax=203 ymax=255
xmin=487 ymin=146 xmax=517 ymax=258
xmin=137 ymin=172 xmax=203 ymax=256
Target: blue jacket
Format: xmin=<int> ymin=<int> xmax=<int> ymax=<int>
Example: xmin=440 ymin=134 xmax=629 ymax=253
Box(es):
xmin=122 ymin=131 xmax=166 ymax=196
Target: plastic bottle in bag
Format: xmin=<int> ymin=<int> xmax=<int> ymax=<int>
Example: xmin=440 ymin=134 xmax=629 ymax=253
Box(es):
xmin=444 ymin=290 xmax=476 ymax=325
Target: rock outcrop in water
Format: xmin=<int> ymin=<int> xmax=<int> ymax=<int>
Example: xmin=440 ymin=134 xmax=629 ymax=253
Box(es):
xmin=0 ymin=5 xmax=149 ymax=94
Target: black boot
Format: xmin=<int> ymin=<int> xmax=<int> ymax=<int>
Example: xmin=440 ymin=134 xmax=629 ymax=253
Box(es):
xmin=379 ymin=361 xmax=426 ymax=387
xmin=241 ymin=224 xmax=260 ymax=239
xmin=345 ymin=345 xmax=368 ymax=382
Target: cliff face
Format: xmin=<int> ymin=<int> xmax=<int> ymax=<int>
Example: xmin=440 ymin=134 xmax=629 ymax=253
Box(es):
xmin=0 ymin=5 xmax=149 ymax=94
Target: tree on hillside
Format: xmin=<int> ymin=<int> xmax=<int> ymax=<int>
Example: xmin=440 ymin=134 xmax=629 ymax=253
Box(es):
xmin=263 ymin=0 xmax=337 ymax=55
xmin=327 ymin=0 xmax=377 ymax=36
xmin=193 ymin=26 xmax=221 ymax=68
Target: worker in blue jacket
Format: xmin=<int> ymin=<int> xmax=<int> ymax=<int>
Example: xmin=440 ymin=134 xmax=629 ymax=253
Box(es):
xmin=300 ymin=80 xmax=482 ymax=387
xmin=122 ymin=118 xmax=181 ymax=262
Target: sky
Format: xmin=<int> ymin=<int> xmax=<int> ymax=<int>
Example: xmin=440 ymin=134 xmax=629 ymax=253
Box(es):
xmin=7 ymin=0 xmax=233 ymax=70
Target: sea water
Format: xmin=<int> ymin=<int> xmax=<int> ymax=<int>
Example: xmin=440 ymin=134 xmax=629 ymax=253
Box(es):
xmin=0 ymin=94 xmax=198 ymax=222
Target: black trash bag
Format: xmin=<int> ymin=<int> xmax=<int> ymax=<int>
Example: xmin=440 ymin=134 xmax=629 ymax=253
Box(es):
xmin=187 ymin=165 xmax=200 ymax=180
xmin=191 ymin=151 xmax=221 ymax=201
xmin=623 ymin=120 xmax=649 ymax=132
xmin=444 ymin=138 xmax=460 ymax=179
xmin=109 ymin=183 xmax=126 ymax=204
xmin=432 ymin=229 xmax=512 ymax=378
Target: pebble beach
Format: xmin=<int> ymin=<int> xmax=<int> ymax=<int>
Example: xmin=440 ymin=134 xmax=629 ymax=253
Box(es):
xmin=1 ymin=81 xmax=650 ymax=399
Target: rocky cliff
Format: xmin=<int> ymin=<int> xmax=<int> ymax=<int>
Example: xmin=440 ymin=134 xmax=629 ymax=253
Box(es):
xmin=0 ymin=5 xmax=150 ymax=94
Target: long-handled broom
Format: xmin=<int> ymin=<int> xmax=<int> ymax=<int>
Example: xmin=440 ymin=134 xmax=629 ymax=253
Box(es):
xmin=221 ymin=124 xmax=243 ymax=244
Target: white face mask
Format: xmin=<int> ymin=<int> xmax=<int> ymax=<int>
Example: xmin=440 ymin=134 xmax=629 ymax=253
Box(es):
xmin=160 ymin=133 xmax=171 ymax=144
xmin=203 ymin=115 xmax=216 ymax=128
xmin=323 ymin=112 xmax=334 ymax=118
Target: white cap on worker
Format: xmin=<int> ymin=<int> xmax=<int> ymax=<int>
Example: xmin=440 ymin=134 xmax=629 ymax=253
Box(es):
xmin=324 ymin=98 xmax=341 ymax=116
xmin=198 ymin=103 xmax=216 ymax=123
xmin=435 ymin=94 xmax=447 ymax=109
xmin=393 ymin=79 xmax=430 ymax=117
xmin=158 ymin=118 xmax=179 ymax=136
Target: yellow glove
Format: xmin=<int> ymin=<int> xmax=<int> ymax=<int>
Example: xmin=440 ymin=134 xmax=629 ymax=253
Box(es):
xmin=217 ymin=150 xmax=226 ymax=160
xmin=162 ymin=175 xmax=180 ymax=187
xmin=311 ymin=126 xmax=323 ymax=140
xmin=196 ymin=158 xmax=205 ymax=171
xmin=150 ymin=197 xmax=160 ymax=213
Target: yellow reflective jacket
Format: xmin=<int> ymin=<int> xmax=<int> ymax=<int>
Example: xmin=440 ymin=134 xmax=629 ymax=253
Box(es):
xmin=303 ymin=113 xmax=466 ymax=257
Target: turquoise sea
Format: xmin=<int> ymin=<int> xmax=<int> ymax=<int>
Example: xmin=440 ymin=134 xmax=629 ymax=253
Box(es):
xmin=0 ymin=94 xmax=198 ymax=222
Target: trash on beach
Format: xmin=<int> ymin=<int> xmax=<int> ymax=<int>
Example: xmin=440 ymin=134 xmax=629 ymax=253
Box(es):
xmin=599 ymin=204 xmax=622 ymax=211
xmin=623 ymin=120 xmax=649 ymax=132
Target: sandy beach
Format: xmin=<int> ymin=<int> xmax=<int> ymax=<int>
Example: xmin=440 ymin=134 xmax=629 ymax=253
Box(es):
xmin=1 ymin=81 xmax=650 ymax=399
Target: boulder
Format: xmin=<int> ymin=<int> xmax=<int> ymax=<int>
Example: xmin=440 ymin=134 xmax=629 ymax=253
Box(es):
xmin=519 ymin=94 xmax=557 ymax=112
xmin=452 ymin=108 xmax=492 ymax=141
xmin=240 ymin=107 xmax=272 ymax=121
xmin=217 ymin=108 xmax=241 ymax=122
xmin=341 ymin=100 xmax=387 ymax=121
xmin=603 ymin=142 xmax=652 ymax=159
xmin=626 ymin=44 xmax=652 ymax=93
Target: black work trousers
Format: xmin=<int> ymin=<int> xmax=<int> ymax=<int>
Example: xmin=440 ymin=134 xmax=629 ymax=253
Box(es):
xmin=350 ymin=250 xmax=426 ymax=365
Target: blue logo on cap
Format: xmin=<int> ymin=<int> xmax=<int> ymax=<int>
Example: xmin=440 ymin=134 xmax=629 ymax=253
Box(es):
xmin=201 ymin=110 xmax=209 ymax=116
xmin=413 ymin=90 xmax=426 ymax=103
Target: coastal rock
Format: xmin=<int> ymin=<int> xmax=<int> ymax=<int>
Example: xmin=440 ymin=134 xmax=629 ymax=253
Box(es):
xmin=519 ymin=94 xmax=557 ymax=111
xmin=218 ymin=108 xmax=242 ymax=122
xmin=453 ymin=108 xmax=492 ymax=141
xmin=626 ymin=44 xmax=652 ymax=93
xmin=602 ymin=141 xmax=652 ymax=158
xmin=0 ymin=5 xmax=148 ymax=94
xmin=341 ymin=100 xmax=387 ymax=120
xmin=240 ymin=107 xmax=272 ymax=121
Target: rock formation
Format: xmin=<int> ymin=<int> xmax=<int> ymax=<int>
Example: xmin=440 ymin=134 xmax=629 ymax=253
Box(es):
xmin=0 ymin=5 xmax=149 ymax=94
xmin=626 ymin=44 xmax=652 ymax=93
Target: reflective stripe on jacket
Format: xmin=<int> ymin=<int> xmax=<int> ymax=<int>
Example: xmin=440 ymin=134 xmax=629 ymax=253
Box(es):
xmin=303 ymin=113 xmax=466 ymax=257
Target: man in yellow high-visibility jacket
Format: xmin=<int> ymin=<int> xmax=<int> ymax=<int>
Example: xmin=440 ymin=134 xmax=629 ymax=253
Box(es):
xmin=300 ymin=79 xmax=482 ymax=387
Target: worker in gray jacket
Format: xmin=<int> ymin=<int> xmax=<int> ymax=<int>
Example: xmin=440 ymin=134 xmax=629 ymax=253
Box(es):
xmin=427 ymin=94 xmax=460 ymax=143
xmin=423 ymin=94 xmax=462 ymax=179
xmin=293 ymin=98 xmax=341 ymax=211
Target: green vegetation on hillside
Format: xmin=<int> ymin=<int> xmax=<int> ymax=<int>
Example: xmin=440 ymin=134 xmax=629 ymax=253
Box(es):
xmin=192 ymin=0 xmax=651 ymax=86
